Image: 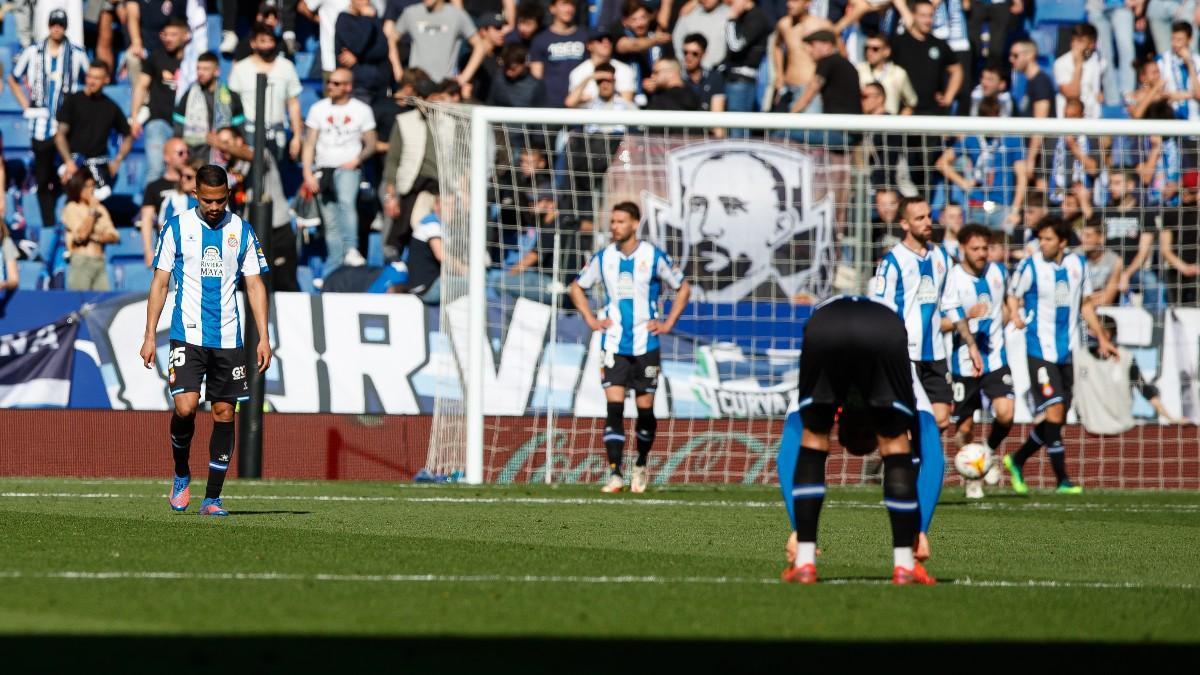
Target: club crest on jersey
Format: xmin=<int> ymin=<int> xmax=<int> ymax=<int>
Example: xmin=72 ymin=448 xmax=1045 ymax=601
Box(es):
xmin=978 ymin=292 xmax=993 ymax=310
xmin=200 ymin=246 xmax=223 ymax=277
xmin=226 ymin=233 xmax=238 ymax=249
xmin=1054 ymin=280 xmax=1071 ymax=306
xmin=916 ymin=275 xmax=938 ymax=303
xmin=642 ymin=140 xmax=834 ymax=302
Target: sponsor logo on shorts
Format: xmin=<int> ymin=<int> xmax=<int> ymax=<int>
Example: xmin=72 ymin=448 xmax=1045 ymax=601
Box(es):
xmin=231 ymin=365 xmax=246 ymax=380
xmin=644 ymin=365 xmax=660 ymax=380
xmin=1002 ymin=373 xmax=1013 ymax=386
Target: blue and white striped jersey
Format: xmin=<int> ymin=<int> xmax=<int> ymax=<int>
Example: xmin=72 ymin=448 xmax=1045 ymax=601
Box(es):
xmin=575 ymin=240 xmax=684 ymax=356
xmin=152 ymin=208 xmax=269 ymax=349
xmin=11 ymin=39 xmax=87 ymax=142
xmin=871 ymin=242 xmax=953 ymax=362
xmin=1009 ymin=251 xmax=1092 ymax=365
xmin=941 ymin=262 xmax=1008 ymax=376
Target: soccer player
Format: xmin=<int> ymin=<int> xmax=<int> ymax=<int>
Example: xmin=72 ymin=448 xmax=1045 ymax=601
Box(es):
xmin=1005 ymin=216 xmax=1117 ymax=494
xmin=777 ymin=295 xmax=942 ymax=585
xmin=871 ymin=196 xmax=981 ymax=431
xmin=140 ymin=164 xmax=271 ymax=517
xmin=568 ymin=202 xmax=691 ymax=494
xmin=940 ymin=224 xmax=1014 ymax=499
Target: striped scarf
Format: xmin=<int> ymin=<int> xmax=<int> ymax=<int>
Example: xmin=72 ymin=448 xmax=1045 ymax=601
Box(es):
xmin=27 ymin=39 xmax=81 ymax=107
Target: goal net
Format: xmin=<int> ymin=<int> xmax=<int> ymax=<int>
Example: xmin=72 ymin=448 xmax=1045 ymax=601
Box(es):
xmin=423 ymin=104 xmax=1200 ymax=490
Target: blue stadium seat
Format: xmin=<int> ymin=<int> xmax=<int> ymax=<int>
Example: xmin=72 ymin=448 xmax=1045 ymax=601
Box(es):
xmin=1035 ymin=0 xmax=1086 ymax=26
xmin=296 ymin=264 xmax=314 ymax=292
xmin=0 ymin=83 xmax=22 ymax=113
xmin=107 ymin=227 xmax=146 ymax=259
xmin=20 ymin=189 xmax=44 ymax=230
xmin=208 ymin=15 xmax=223 ymax=53
xmin=111 ymin=261 xmax=154 ymax=292
xmin=17 ymin=260 xmax=43 ymax=290
xmin=0 ymin=112 xmax=31 ymax=150
xmin=112 ymin=153 xmax=147 ymax=202
xmin=1102 ymin=104 xmax=1130 ymax=119
xmin=367 ymin=231 xmax=383 ymax=267
xmin=104 ymin=84 xmax=133 ymax=116
xmin=0 ymin=16 xmax=16 ymax=47
xmin=299 ymin=85 xmax=322 ymax=112
xmin=293 ymin=51 xmax=319 ymax=80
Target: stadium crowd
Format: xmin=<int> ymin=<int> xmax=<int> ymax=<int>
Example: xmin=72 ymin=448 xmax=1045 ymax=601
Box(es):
xmin=0 ymin=0 xmax=1195 ymax=309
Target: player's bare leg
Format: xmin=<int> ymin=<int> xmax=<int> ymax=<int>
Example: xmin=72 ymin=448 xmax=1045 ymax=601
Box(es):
xmin=601 ymin=386 xmax=627 ymax=493
xmin=631 ymin=392 xmax=656 ymax=493
xmin=168 ymin=392 xmax=201 ymax=512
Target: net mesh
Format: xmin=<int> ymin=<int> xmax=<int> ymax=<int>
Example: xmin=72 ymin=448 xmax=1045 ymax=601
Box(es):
xmin=423 ymin=105 xmax=1200 ymax=489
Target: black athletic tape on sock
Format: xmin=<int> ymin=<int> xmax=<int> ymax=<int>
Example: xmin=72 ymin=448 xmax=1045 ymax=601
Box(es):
xmin=170 ymin=413 xmax=196 ymax=477
xmin=205 ymin=421 xmax=235 ymax=500
xmin=604 ymin=402 xmax=625 ymax=474
xmin=791 ymin=447 xmax=828 ymax=543
xmin=882 ymin=454 xmax=919 ymax=549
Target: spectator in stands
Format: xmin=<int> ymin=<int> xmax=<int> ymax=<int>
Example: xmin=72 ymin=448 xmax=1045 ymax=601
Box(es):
xmin=681 ymin=33 xmax=727 ymax=115
xmin=937 ymin=202 xmax=963 ymax=260
xmin=1054 ymin=23 xmax=1105 ymax=120
xmin=968 ymin=65 xmax=1012 ymax=117
xmin=723 ymin=0 xmax=770 ymax=122
xmin=567 ymin=29 xmax=637 ymax=106
xmin=336 ymin=0 xmax=391 ymax=104
xmin=1160 ymin=169 xmax=1199 ymax=304
xmin=381 ymin=72 xmax=440 ymax=259
xmin=230 ymin=23 xmax=305 ymax=163
xmin=299 ymin=0 xmax=350 ymax=79
xmin=860 ymin=81 xmax=905 ymax=190
xmin=468 ymin=13 xmax=511 ymax=103
xmin=614 ymin=0 xmax=671 ymax=99
xmin=123 ymin=0 xmax=188 ymax=84
xmin=62 ymin=171 xmax=118 ymax=291
xmin=1049 ymin=98 xmax=1101 ymax=209
xmin=860 ymin=80 xmax=886 ymax=115
xmin=139 ymin=138 xmax=190 ymax=266
xmin=892 ymin=0 xmax=969 ymax=114
xmin=871 ymin=187 xmax=901 ymax=261
xmin=967 ymin=0 xmax=1014 ymax=71
xmin=406 ymin=192 xmax=450 ymax=304
xmin=1147 ymin=0 xmax=1200 ymax=56
xmin=55 ymin=61 xmax=131 ymax=205
xmin=505 ymin=0 xmax=542 ymax=49
xmin=529 ymin=0 xmax=588 ymax=108
xmin=0 ymin=222 xmax=18 ymax=291
xmin=1156 ymin=22 xmax=1200 ymax=122
xmin=302 ymin=67 xmax=378 ymax=273
xmin=1134 ymin=105 xmax=1182 ymax=206
xmin=1128 ymin=55 xmax=1172 ymax=119
xmin=1078 ymin=216 xmax=1123 ymax=306
xmin=8 ymin=9 xmax=87 ymax=238
xmin=489 ymin=181 xmax=570 ymax=304
xmin=130 ymin=16 xmax=190 ymax=183
xmin=391 ymin=0 xmax=488 ymax=91
xmin=936 ymin=95 xmax=1026 ymax=231
xmin=643 ymin=56 xmax=701 ymax=110
xmin=772 ymin=0 xmax=834 ymax=114
xmin=27 ymin=0 xmax=84 ymax=47
xmin=1101 ymin=168 xmax=1165 ymax=309
xmin=856 ymin=31 xmax=917 ymax=116
xmin=488 ymin=43 xmax=545 ymax=107
xmin=233 ymin=2 xmax=285 ymax=60
xmin=210 ymin=126 xmax=300 ymax=292
xmin=1009 ymin=38 xmax=1054 ymax=191
xmin=155 ymin=158 xmax=203 ymax=228
xmin=172 ymin=52 xmax=247 ymax=165
xmin=320 ymin=260 xmax=412 ymax=292
xmin=564 ymin=63 xmax=634 ymax=223
xmin=673 ymin=0 xmax=729 ymax=70
xmin=890 ymin=0 xmax=961 ymax=197
xmin=1087 ymin=0 xmax=1138 ymax=105
xmin=786 ymin=30 xmax=860 ymax=143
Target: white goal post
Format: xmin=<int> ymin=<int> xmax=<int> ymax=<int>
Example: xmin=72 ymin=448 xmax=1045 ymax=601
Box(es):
xmin=421 ymin=104 xmax=1199 ymax=487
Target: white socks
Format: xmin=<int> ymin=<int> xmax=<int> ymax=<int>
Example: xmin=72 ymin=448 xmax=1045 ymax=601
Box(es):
xmin=795 ymin=542 xmax=816 ymax=567
xmin=894 ymin=546 xmax=915 ymax=570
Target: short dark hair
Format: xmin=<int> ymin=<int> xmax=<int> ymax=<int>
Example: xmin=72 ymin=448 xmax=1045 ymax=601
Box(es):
xmin=612 ymin=201 xmax=640 ymax=221
xmin=498 ymin=43 xmax=528 ymax=66
xmin=863 ymin=81 xmax=885 ymax=98
xmin=164 ymin=16 xmax=189 ymax=30
xmin=621 ymin=0 xmax=647 ymax=18
xmin=1071 ymin=23 xmax=1098 ymax=42
xmin=251 ymin=22 xmax=277 ymax=40
xmin=683 ymin=32 xmax=707 ymax=52
xmin=197 ymin=164 xmax=229 ymax=189
xmin=65 ymin=171 xmax=94 ymax=203
xmin=1173 ymin=21 xmax=1194 ymax=39
xmin=593 ymin=62 xmax=615 ymax=76
xmin=957 ymin=223 xmax=992 ymax=246
xmin=1025 ymin=187 xmax=1048 ymax=209
xmin=1081 ymin=214 xmax=1104 ymax=234
xmin=516 ymin=0 xmax=542 ymax=21
xmin=435 ymin=79 xmax=462 ymax=97
xmin=977 ymin=94 xmax=1002 ymax=118
xmin=1012 ymin=37 xmax=1038 ymax=55
xmin=910 ymin=0 xmax=933 ymax=8
xmin=898 ymin=196 xmax=927 ymax=220
xmin=980 ymin=64 xmax=1004 ymax=79
xmin=198 ymin=51 xmax=220 ymax=66
xmin=1035 ymin=214 xmax=1072 ymax=242
xmin=88 ymin=60 xmax=111 ymax=76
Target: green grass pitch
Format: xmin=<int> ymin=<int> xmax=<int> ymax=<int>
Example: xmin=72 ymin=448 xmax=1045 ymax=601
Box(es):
xmin=1 ymin=478 xmax=1198 ymax=644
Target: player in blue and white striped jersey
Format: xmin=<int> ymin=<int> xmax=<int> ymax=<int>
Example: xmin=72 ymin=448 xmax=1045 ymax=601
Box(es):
xmin=871 ymin=196 xmax=978 ymax=430
xmin=140 ymin=165 xmax=272 ymax=517
xmin=1004 ymin=216 xmax=1116 ymax=495
xmin=569 ymin=202 xmax=691 ymax=495
xmin=939 ymin=224 xmax=1015 ymax=499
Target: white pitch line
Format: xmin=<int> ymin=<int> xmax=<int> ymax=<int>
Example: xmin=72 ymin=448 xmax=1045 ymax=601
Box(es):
xmin=0 ymin=569 xmax=1193 ymax=590
xmin=2 ymin=491 xmax=1200 ymax=514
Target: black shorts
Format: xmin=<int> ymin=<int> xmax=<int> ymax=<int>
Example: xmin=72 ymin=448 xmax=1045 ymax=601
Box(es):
xmin=601 ymin=350 xmax=661 ymax=394
xmin=915 ymin=359 xmax=953 ymax=404
xmin=797 ymin=297 xmax=915 ymax=438
xmin=167 ymin=340 xmax=249 ymax=403
xmin=951 ymin=366 xmax=1015 ymax=424
xmin=1027 ymin=357 xmax=1073 ymax=414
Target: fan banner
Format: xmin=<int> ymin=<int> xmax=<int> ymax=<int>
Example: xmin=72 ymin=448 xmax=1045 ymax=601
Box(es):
xmin=0 ymin=314 xmax=80 ymax=408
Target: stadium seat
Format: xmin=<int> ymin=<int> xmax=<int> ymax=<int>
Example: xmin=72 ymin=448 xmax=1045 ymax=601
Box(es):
xmin=104 ymin=84 xmax=133 ymax=116
xmin=1035 ymin=0 xmax=1086 ymax=26
xmin=293 ymin=51 xmax=319 ymax=80
xmin=296 ymin=264 xmax=314 ymax=292
xmin=1102 ymin=104 xmax=1130 ymax=119
xmin=16 ymin=260 xmax=42 ymax=290
xmin=367 ymin=232 xmax=383 ymax=267
xmin=107 ymin=227 xmax=146 ymax=260
xmin=111 ymin=260 xmax=154 ymax=292
xmin=0 ymin=112 xmax=31 ymax=150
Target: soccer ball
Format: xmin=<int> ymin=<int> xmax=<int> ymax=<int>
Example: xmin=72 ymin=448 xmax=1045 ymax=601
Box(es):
xmin=954 ymin=443 xmax=992 ymax=480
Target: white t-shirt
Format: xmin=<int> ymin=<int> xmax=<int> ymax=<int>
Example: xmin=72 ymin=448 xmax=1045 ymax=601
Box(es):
xmin=1053 ymin=51 xmax=1105 ymax=119
xmin=567 ymin=59 xmax=637 ymax=102
xmin=305 ymin=0 xmax=351 ymax=72
xmin=229 ymin=56 xmax=303 ymax=128
xmin=305 ymin=97 xmax=376 ymax=168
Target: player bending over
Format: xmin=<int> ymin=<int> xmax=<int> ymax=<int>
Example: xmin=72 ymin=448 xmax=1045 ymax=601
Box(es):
xmin=1004 ymin=216 xmax=1116 ymax=495
xmin=940 ymin=224 xmax=1015 ymax=499
xmin=140 ymin=164 xmax=271 ymax=517
xmin=777 ymin=296 xmax=942 ymax=585
xmin=569 ymin=202 xmax=691 ymax=494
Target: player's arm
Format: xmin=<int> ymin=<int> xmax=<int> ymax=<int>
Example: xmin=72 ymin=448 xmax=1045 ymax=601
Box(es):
xmin=568 ymin=280 xmax=609 ymax=331
xmin=650 ymin=279 xmax=691 ymax=335
xmin=244 ymin=273 xmax=273 ymax=373
xmin=1006 ymin=260 xmax=1032 ymax=329
xmin=870 ymin=256 xmax=899 ymax=310
xmin=1080 ymin=295 xmax=1117 ymax=357
xmin=1119 ymin=231 xmax=1154 ymax=293
xmin=140 ymin=268 xmax=171 ymax=368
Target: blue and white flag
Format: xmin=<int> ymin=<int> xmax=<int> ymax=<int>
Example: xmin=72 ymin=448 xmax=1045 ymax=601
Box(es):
xmin=0 ymin=315 xmax=79 ymax=408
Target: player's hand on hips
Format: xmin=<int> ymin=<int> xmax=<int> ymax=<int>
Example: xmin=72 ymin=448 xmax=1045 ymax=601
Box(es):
xmin=139 ymin=337 xmax=156 ymax=369
xmin=587 ymin=316 xmax=613 ymax=331
xmin=969 ymin=345 xmax=983 ymax=374
xmin=647 ymin=319 xmax=673 ymax=335
xmin=256 ymin=341 xmax=273 ymax=373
